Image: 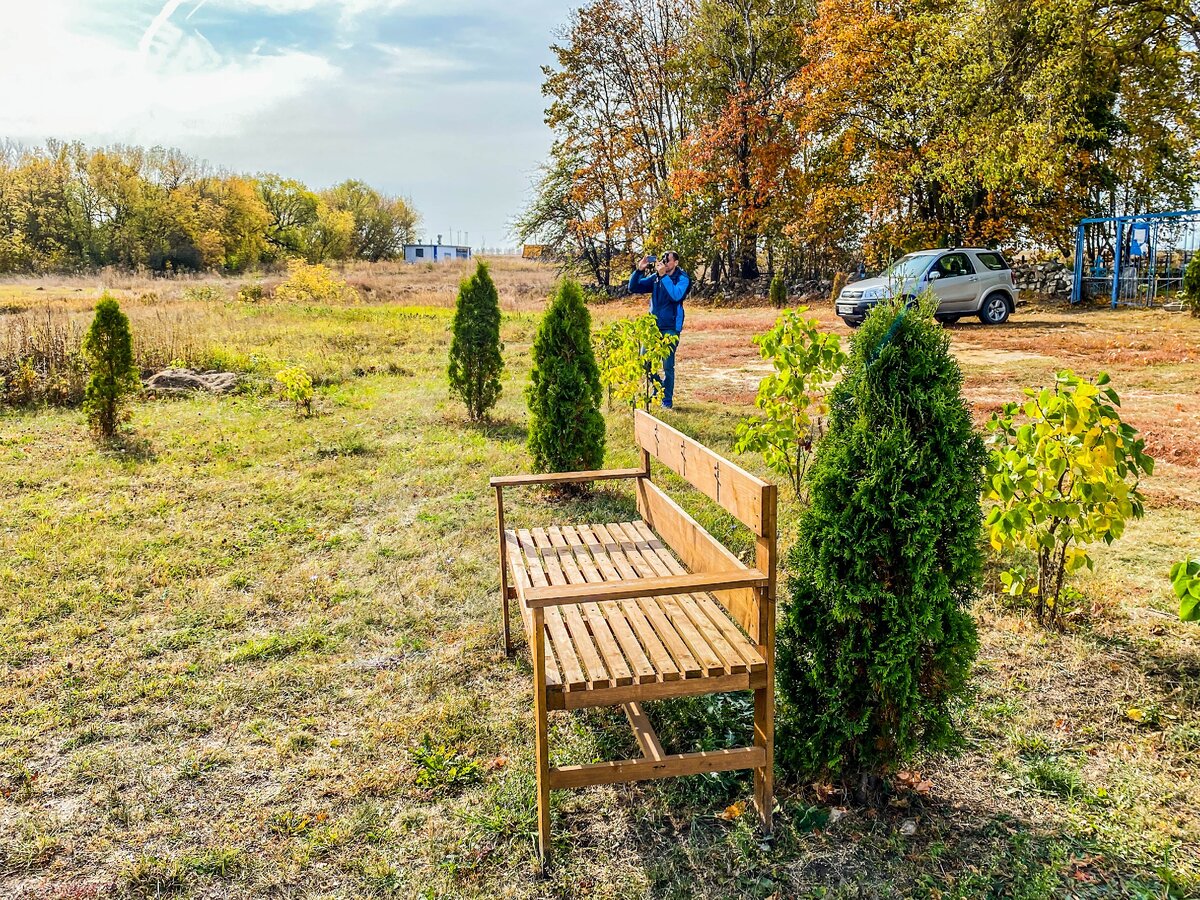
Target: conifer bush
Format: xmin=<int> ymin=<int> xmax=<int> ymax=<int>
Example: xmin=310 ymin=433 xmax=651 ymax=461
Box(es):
xmin=769 ymin=274 xmax=787 ymax=308
xmin=777 ymin=297 xmax=983 ymax=795
xmin=447 ymin=260 xmax=504 ymax=421
xmin=82 ymin=294 xmax=140 ymax=439
xmin=526 ymin=279 xmax=605 ymax=475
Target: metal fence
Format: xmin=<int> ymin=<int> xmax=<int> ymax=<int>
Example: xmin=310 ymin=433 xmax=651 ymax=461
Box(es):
xmin=1071 ymin=210 xmax=1200 ymax=307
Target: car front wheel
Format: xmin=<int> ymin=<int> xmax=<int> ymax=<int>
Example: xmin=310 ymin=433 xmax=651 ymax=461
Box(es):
xmin=978 ymin=294 xmax=1010 ymax=325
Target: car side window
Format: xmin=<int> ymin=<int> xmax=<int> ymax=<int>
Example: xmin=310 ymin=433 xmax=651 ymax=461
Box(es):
xmin=975 ymin=252 xmax=1008 ymax=271
xmin=933 ymin=252 xmax=974 ymax=278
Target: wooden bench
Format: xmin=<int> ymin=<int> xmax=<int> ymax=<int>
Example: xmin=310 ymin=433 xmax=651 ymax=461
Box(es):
xmin=490 ymin=410 xmax=777 ymax=862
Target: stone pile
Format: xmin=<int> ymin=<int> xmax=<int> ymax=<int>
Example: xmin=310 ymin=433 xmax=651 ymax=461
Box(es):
xmin=1010 ymin=260 xmax=1073 ymax=297
xmin=143 ymin=368 xmax=239 ymax=396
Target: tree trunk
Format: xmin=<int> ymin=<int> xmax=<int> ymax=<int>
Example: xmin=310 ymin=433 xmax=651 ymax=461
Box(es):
xmin=739 ymin=231 xmax=760 ymax=280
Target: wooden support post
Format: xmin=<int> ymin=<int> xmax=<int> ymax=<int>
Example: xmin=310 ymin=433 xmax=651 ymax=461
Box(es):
xmin=495 ymin=485 xmax=511 ymax=657
xmin=753 ymin=483 xmax=777 ymax=833
xmin=531 ymin=607 xmax=551 ymax=865
xmin=622 ymin=701 xmax=664 ymax=761
xmin=549 ymin=747 xmax=765 ymax=789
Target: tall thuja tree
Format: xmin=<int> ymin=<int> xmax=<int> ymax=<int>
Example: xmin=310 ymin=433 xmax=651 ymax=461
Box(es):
xmin=526 ymin=279 xmax=606 ymax=474
xmin=777 ymin=297 xmax=983 ymax=797
xmin=447 ymin=260 xmax=504 ymax=421
xmin=82 ymin=294 xmax=140 ymax=439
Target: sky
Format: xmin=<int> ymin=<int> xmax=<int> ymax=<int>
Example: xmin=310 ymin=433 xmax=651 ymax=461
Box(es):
xmin=0 ymin=0 xmax=564 ymax=249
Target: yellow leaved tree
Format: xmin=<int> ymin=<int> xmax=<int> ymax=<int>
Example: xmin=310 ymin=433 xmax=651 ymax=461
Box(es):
xmin=984 ymin=371 xmax=1154 ymax=626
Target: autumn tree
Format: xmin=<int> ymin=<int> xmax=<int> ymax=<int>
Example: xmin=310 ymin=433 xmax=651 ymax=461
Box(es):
xmin=0 ymin=141 xmax=420 ymax=274
xmin=518 ymin=0 xmax=693 ymax=287
xmin=671 ymin=0 xmax=808 ymax=280
xmin=325 ymin=180 xmax=420 ymax=261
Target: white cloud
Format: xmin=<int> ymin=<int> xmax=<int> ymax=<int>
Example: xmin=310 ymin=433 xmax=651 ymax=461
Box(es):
xmin=374 ymin=43 xmax=466 ymax=78
xmin=0 ymin=2 xmax=339 ymax=144
xmin=201 ymin=0 xmax=406 ymax=14
xmin=0 ymin=0 xmax=560 ymax=248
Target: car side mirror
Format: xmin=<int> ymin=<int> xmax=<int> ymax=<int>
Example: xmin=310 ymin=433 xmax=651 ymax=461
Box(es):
xmin=927 ymin=270 xmax=941 ymax=281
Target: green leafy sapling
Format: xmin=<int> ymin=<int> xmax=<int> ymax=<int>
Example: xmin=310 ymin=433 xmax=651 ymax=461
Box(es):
xmin=734 ymin=307 xmax=846 ymax=498
xmin=984 ymin=371 xmax=1153 ymax=626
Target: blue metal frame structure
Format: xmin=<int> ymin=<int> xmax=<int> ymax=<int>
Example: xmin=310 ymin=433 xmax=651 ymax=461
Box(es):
xmin=1071 ymin=209 xmax=1200 ymax=307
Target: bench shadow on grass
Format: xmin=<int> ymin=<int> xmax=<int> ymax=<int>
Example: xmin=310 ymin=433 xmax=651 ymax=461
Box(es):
xmin=474 ymin=681 xmax=1186 ymax=896
xmin=549 ymin=769 xmax=1182 ymax=897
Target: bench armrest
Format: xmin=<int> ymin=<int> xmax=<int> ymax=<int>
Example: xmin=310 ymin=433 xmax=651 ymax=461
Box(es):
xmin=522 ymin=570 xmax=769 ymax=609
xmin=489 ymin=468 xmax=647 ymax=489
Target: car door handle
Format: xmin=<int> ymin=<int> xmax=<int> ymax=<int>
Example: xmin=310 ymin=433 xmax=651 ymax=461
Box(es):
xmin=968 ymin=276 xmax=978 ymax=282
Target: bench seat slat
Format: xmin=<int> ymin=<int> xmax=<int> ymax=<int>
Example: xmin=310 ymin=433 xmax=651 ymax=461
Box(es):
xmin=626 ymin=520 xmax=760 ymax=674
xmin=615 ymin=520 xmax=741 ymax=674
xmin=579 ymin=524 xmax=681 ymax=682
xmin=593 ymin=523 xmax=703 ymax=679
xmin=563 ymin=525 xmax=656 ymax=682
xmin=557 ymin=526 xmax=636 ymax=687
xmin=507 ymin=529 xmax=560 ymax=686
xmin=517 ymin=529 xmax=586 ymax=690
xmin=504 ymin=518 xmax=766 ymax=699
xmin=628 ymin=519 xmax=766 ymax=672
xmin=610 ymin=523 xmax=728 ymax=677
xmin=534 ymin=527 xmax=611 ymax=689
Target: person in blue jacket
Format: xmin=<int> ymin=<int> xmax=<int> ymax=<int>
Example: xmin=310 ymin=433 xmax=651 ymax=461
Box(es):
xmin=628 ymin=250 xmax=689 ymax=409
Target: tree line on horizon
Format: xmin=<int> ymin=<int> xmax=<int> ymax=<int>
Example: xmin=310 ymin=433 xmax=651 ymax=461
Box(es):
xmin=0 ymin=140 xmax=420 ymax=274
xmin=517 ymin=0 xmax=1200 ymax=289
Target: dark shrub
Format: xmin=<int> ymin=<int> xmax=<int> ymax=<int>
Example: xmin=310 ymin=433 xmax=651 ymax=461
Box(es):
xmin=769 ymin=274 xmax=787 ymax=309
xmin=448 ymin=260 xmax=504 ymax=420
xmin=777 ymin=297 xmax=983 ymax=796
xmin=82 ymin=294 xmax=140 ymax=439
xmin=526 ymin=279 xmax=605 ymax=474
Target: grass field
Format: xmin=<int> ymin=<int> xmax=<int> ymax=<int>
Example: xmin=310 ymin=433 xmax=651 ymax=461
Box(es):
xmin=2 ymin=258 xmax=1198 ymax=899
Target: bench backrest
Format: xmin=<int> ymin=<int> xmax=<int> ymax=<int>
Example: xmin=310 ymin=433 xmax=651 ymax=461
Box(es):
xmin=633 ymin=410 xmax=777 ymax=644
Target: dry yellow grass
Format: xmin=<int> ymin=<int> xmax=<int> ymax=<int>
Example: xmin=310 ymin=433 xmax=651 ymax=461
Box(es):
xmin=1 ymin=261 xmax=1197 ymax=899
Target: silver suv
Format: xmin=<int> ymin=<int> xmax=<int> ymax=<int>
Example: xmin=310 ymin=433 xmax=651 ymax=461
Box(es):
xmin=836 ymin=248 xmax=1019 ymax=327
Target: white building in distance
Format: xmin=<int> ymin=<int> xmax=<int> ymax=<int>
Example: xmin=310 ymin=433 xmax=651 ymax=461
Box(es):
xmin=403 ymin=235 xmax=472 ymax=263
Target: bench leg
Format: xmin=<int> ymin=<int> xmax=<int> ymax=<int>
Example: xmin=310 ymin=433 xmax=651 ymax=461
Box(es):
xmin=535 ymin=693 xmax=551 ymax=866
xmin=753 ymin=684 xmax=773 ymax=834
xmin=531 ymin=609 xmax=551 ymax=866
xmin=501 ymin=588 xmax=512 ymax=658
xmin=494 ymin=485 xmax=512 ymax=658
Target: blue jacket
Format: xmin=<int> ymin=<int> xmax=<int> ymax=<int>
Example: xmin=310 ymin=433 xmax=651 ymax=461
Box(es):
xmin=628 ymin=267 xmax=689 ymax=334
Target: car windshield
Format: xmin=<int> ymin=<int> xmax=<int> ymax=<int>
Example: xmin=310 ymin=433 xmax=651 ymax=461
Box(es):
xmin=880 ymin=254 xmax=932 ymax=281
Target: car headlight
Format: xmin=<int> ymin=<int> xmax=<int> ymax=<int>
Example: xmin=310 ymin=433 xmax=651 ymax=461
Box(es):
xmin=861 ymin=289 xmax=882 ymax=300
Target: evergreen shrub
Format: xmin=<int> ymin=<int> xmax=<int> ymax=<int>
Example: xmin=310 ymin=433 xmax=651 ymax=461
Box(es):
xmin=82 ymin=294 xmax=140 ymax=438
xmin=777 ymin=297 xmax=983 ymax=795
xmin=448 ymin=260 xmax=504 ymax=421
xmin=526 ymin=279 xmax=606 ymax=475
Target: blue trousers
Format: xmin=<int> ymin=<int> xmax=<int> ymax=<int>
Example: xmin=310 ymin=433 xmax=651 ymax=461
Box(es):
xmin=651 ymin=334 xmax=679 ymax=408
